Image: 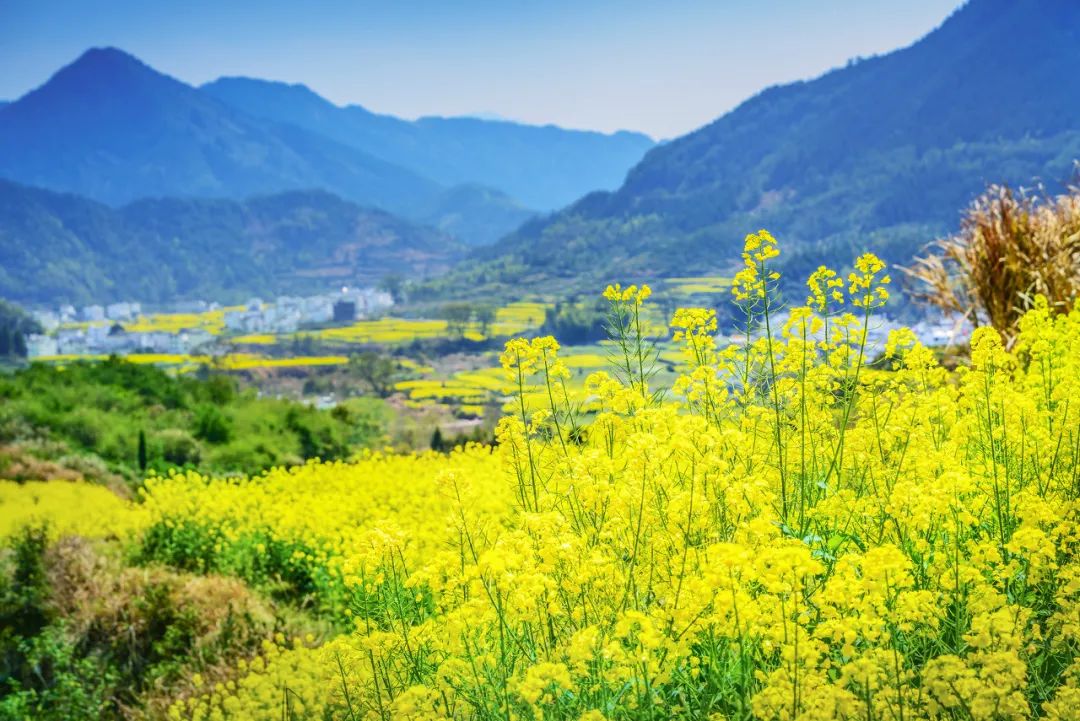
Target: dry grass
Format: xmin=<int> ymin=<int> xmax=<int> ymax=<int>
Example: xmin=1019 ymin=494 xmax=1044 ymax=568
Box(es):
xmin=41 ymin=537 xmax=279 ymax=720
xmin=905 ymin=181 xmax=1080 ymax=343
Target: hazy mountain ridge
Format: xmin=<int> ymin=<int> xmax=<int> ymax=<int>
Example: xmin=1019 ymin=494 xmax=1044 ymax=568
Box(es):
xmin=473 ymin=0 xmax=1080 ymax=289
xmin=201 ymin=76 xmax=655 ymax=211
xmin=0 ymin=180 xmax=459 ymax=306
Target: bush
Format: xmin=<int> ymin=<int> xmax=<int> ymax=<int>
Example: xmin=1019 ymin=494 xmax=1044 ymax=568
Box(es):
xmin=285 ymin=407 xmax=348 ymax=461
xmin=0 ymin=534 xmax=279 ymax=720
xmin=207 ymin=439 xmax=288 ymax=473
xmin=193 ymin=404 xmax=232 ymax=445
xmin=60 ymin=408 xmax=107 ymax=450
xmin=0 ymin=525 xmax=51 ymax=637
xmin=155 ymin=428 xmax=202 ymax=467
xmin=0 ymin=625 xmax=114 ymax=721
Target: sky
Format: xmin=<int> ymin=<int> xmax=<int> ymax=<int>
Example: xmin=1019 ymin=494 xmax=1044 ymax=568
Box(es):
xmin=1 ymin=0 xmax=963 ymax=139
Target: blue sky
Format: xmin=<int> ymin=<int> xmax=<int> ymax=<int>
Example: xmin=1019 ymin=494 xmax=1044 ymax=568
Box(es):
xmin=1 ymin=0 xmax=962 ymax=138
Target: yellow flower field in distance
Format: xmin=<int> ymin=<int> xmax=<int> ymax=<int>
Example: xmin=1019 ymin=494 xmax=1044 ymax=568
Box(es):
xmin=124 ymin=306 xmax=246 ymax=335
xmin=490 ymin=300 xmax=548 ymax=336
xmin=32 ymin=352 xmax=350 ymax=370
xmin=315 ymin=301 xmax=549 ymax=346
xmin=666 ymin=275 xmax=734 ymax=295
xmin=218 ymin=354 xmax=349 ymax=370
xmin=315 ymin=318 xmax=449 ymax=344
xmin=393 ymin=346 xmax=616 ymax=411
xmin=231 ymin=333 xmax=278 ymax=345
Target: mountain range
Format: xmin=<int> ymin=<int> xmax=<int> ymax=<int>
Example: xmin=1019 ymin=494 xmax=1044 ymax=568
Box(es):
xmin=0 ymin=180 xmax=458 ymax=305
xmin=0 ymin=48 xmax=653 ymax=247
xmin=4 ymin=0 xmax=1080 ymax=307
xmin=461 ymin=0 xmax=1080 ymax=293
xmin=200 ymin=77 xmax=654 ymax=212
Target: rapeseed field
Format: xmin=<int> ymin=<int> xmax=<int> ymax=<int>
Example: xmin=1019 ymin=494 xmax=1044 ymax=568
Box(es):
xmin=6 ymin=231 xmax=1080 ymax=720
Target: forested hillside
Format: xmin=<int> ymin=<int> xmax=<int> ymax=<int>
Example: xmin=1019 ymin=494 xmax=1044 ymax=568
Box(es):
xmin=0 ymin=181 xmax=459 ymax=305
xmin=467 ymin=0 xmax=1080 ymax=290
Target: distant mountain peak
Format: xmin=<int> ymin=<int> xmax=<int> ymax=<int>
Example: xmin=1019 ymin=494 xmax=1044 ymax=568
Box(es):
xmin=74 ymin=45 xmax=142 ymax=66
xmin=52 ymin=46 xmax=157 ymax=84
xmin=13 ymin=45 xmax=190 ymax=115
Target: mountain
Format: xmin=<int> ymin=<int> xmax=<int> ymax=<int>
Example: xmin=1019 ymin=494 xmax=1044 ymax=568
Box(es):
xmin=0 ymin=48 xmax=651 ymax=247
xmin=467 ymin=0 xmax=1080 ymax=291
xmin=200 ymin=77 xmax=655 ymax=210
xmin=0 ymin=48 xmax=441 ymax=211
xmin=416 ymin=184 xmax=535 ymax=248
xmin=0 ymin=180 xmax=459 ymax=306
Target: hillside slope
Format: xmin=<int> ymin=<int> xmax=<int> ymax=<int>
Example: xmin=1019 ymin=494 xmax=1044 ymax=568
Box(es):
xmin=0 ymin=180 xmax=459 ymax=305
xmin=473 ymin=0 xmax=1080 ymax=289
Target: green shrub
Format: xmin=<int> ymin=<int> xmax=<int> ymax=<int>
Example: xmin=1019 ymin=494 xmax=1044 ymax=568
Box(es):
xmin=193 ymin=404 xmax=232 ymax=445
xmin=155 ymin=428 xmax=202 ymax=467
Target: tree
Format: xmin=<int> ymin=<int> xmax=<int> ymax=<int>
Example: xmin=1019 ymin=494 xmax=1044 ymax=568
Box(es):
xmin=541 ymin=300 xmax=607 ymax=345
xmin=441 ymin=303 xmax=474 ymax=338
xmin=137 ymin=429 xmax=147 ymax=472
xmin=291 ymin=334 xmax=317 ymax=355
xmin=379 ymin=274 xmax=407 ymax=304
xmin=12 ymin=331 xmax=27 ymax=358
xmin=475 ymin=305 xmax=496 ymax=338
xmin=0 ymin=299 xmax=42 ymax=358
xmin=348 ymin=351 xmax=398 ymax=398
xmin=194 ymin=405 xmax=232 ymax=444
xmin=430 ymin=426 xmax=445 ymax=452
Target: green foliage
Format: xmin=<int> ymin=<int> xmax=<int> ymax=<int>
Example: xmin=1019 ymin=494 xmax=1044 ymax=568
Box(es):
xmin=429 ymin=424 xmax=493 ymax=454
xmin=194 ymin=404 xmax=232 ymax=444
xmin=0 ymin=532 xmax=283 ymax=720
xmin=541 ymin=299 xmax=608 ymax=345
xmin=285 ymin=406 xmax=348 ymax=462
xmin=440 ymin=302 xmax=475 ymax=338
xmin=0 ymin=528 xmax=109 ymax=721
xmin=0 ymin=300 xmax=40 ymax=360
xmin=0 ymin=526 xmax=51 ymax=640
xmin=474 ymin=304 xmax=496 ymax=337
xmin=0 ymin=181 xmax=460 ymax=306
xmin=0 ymin=358 xmax=389 ymax=482
xmin=0 ymin=624 xmax=114 ymax=721
xmin=347 ymin=351 xmax=400 ymax=398
xmin=378 ymin=273 xmax=406 ymax=304
xmin=155 ymin=428 xmax=201 ymax=467
xmin=137 ymin=429 xmax=147 ymax=472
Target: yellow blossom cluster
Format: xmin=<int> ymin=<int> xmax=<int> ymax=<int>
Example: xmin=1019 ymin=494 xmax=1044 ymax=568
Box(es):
xmin=0 ymin=480 xmax=147 ymax=539
xmin=135 ymin=450 xmax=511 ymax=618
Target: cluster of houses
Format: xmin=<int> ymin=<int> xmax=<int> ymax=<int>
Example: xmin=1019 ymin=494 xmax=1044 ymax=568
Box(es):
xmin=221 ymin=288 xmax=393 ymax=335
xmin=26 ymin=287 xmax=394 ymax=359
xmin=27 ymin=326 xmax=215 ymax=358
xmin=32 ymin=301 xmax=144 ymax=330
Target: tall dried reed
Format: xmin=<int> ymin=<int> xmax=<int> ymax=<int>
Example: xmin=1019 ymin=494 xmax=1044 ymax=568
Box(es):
xmin=905 ymin=181 xmax=1080 ymax=343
